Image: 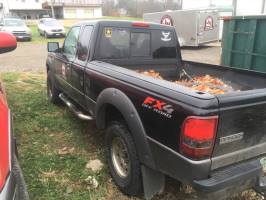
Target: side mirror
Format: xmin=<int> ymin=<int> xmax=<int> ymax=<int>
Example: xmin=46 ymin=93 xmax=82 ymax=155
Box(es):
xmin=47 ymin=42 xmax=59 ymax=52
xmin=0 ymin=32 xmax=17 ymax=54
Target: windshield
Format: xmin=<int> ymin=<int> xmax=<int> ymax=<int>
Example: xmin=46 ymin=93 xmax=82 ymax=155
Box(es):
xmin=44 ymin=20 xmax=61 ymax=27
xmin=4 ymin=19 xmax=25 ymax=27
xmin=98 ymin=27 xmax=177 ymax=59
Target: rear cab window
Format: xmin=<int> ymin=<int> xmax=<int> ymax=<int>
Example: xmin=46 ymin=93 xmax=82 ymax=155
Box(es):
xmin=97 ymin=26 xmax=177 ymax=60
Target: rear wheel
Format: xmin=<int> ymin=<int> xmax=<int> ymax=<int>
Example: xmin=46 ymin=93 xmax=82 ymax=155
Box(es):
xmin=47 ymin=71 xmax=61 ymax=104
xmin=105 ymin=121 xmax=143 ymax=196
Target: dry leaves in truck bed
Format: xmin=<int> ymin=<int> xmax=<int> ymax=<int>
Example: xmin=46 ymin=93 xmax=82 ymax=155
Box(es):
xmin=138 ymin=70 xmax=234 ymax=95
xmin=138 ymin=70 xmax=163 ymax=80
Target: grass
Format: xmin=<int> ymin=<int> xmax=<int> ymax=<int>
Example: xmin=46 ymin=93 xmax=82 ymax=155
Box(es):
xmin=1 ymin=73 xmax=131 ymax=200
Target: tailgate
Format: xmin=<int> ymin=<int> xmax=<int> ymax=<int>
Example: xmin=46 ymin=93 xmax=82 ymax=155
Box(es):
xmin=211 ymin=90 xmax=266 ymax=170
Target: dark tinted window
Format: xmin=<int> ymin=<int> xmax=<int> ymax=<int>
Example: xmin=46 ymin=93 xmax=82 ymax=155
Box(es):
xmin=152 ymin=30 xmax=177 ymax=59
xmin=131 ymin=32 xmax=150 ymax=57
xmin=98 ymin=27 xmax=177 ymax=59
xmin=63 ymin=26 xmax=80 ymax=61
xmin=99 ymin=27 xmax=130 ymax=59
xmin=77 ymin=25 xmax=93 ymax=61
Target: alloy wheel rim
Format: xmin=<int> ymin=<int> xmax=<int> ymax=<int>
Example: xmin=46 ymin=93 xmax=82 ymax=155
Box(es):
xmin=111 ymin=137 xmax=130 ymax=178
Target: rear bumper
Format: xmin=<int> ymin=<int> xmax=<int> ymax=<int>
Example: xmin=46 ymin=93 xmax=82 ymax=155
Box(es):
xmin=193 ymin=159 xmax=265 ymax=199
xmin=147 ymin=136 xmax=211 ymax=182
xmin=147 ymin=137 xmax=265 ymax=198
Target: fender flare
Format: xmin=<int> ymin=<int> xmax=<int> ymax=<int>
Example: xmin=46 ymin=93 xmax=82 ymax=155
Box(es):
xmin=95 ymin=88 xmax=156 ymax=168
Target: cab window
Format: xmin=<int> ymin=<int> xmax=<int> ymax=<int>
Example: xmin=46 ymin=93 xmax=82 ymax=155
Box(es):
xmin=98 ymin=27 xmax=177 ymax=59
xmin=99 ymin=27 xmax=130 ymax=59
xmin=77 ymin=25 xmax=93 ymax=62
xmin=131 ymin=32 xmax=150 ymax=57
xmin=63 ymin=26 xmax=80 ymax=61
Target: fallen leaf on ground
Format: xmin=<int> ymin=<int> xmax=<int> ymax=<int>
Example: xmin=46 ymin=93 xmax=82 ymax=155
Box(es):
xmin=42 ymin=170 xmax=56 ymax=178
xmin=86 ymin=159 xmax=104 ymax=172
xmin=85 ymin=176 xmax=99 ymax=189
xmin=58 ymin=147 xmax=75 ymax=155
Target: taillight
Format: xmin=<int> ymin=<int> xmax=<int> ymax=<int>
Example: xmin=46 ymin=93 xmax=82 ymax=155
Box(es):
xmin=0 ymin=97 xmax=10 ymax=191
xmin=180 ymin=116 xmax=218 ymax=160
xmin=132 ymin=21 xmax=150 ymax=27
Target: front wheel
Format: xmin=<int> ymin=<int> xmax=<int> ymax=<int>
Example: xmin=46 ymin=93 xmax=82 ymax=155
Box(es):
xmin=47 ymin=71 xmax=61 ymax=104
xmin=105 ymin=121 xmax=143 ymax=196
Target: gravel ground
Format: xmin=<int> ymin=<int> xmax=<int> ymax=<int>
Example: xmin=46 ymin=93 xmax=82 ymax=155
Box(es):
xmin=0 ymin=42 xmax=221 ymax=72
xmin=181 ymin=42 xmax=221 ymax=64
xmin=0 ymin=42 xmax=47 ymax=72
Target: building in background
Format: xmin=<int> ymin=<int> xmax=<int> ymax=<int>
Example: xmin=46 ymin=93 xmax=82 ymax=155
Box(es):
xmin=4 ymin=0 xmax=48 ymax=19
xmin=0 ymin=0 xmax=102 ymax=19
xmin=42 ymin=0 xmax=103 ymax=19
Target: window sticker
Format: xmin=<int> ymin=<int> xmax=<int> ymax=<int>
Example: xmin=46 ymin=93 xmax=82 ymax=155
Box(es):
xmin=161 ymin=31 xmax=171 ymax=42
xmin=105 ymin=28 xmax=112 ymax=38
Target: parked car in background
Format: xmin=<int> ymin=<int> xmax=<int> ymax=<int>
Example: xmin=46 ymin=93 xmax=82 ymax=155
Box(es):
xmin=0 ymin=18 xmax=32 ymax=41
xmin=37 ymin=18 xmax=65 ymax=38
xmin=0 ymin=32 xmax=29 ymax=200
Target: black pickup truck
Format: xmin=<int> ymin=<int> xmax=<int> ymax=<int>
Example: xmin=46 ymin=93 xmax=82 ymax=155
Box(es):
xmin=46 ymin=20 xmax=266 ymax=199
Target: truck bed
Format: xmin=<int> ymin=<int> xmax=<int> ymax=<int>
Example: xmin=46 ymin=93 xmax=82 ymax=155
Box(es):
xmin=110 ymin=60 xmax=266 ymax=169
xmin=119 ymin=61 xmax=266 ymax=95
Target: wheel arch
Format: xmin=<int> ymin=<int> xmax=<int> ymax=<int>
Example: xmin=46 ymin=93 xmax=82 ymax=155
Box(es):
xmin=95 ymin=88 xmax=156 ymax=169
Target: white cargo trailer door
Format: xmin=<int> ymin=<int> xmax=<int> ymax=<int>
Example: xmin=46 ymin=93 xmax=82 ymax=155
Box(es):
xmin=197 ymin=10 xmax=219 ymax=45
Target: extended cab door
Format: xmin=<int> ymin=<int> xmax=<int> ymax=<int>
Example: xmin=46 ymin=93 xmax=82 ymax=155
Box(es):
xmin=70 ymin=25 xmax=94 ymax=108
xmin=54 ymin=26 xmax=80 ymax=96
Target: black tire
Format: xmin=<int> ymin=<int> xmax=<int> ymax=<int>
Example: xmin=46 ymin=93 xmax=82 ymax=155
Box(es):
xmin=13 ymin=155 xmax=29 ymax=200
xmin=47 ymin=71 xmax=61 ymax=104
xmin=105 ymin=121 xmax=143 ymax=196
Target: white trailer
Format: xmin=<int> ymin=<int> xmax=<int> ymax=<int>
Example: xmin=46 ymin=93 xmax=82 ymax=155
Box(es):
xmin=143 ymin=8 xmax=220 ymax=47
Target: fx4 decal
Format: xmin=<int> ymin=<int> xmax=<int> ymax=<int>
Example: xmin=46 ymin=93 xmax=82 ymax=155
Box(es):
xmin=142 ymin=96 xmax=174 ymax=119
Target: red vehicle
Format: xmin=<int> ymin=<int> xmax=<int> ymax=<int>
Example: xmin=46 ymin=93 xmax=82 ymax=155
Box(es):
xmin=0 ymin=32 xmax=28 ymax=200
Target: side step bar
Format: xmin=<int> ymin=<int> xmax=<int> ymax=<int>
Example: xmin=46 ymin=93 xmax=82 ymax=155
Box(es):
xmin=59 ymin=93 xmax=93 ymax=121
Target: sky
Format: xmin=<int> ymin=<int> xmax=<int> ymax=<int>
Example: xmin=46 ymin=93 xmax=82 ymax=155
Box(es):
xmin=182 ymin=0 xmax=265 ymax=15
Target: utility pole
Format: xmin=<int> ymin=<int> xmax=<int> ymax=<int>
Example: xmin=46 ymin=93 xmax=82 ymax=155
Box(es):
xmin=232 ymin=0 xmax=237 ymax=16
xmin=51 ymin=0 xmax=55 ymax=18
xmin=262 ymin=0 xmax=266 ymax=14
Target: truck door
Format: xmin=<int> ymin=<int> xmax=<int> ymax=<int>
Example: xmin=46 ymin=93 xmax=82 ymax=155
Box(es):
xmin=54 ymin=26 xmax=80 ymax=96
xmin=70 ymin=25 xmax=94 ymax=108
